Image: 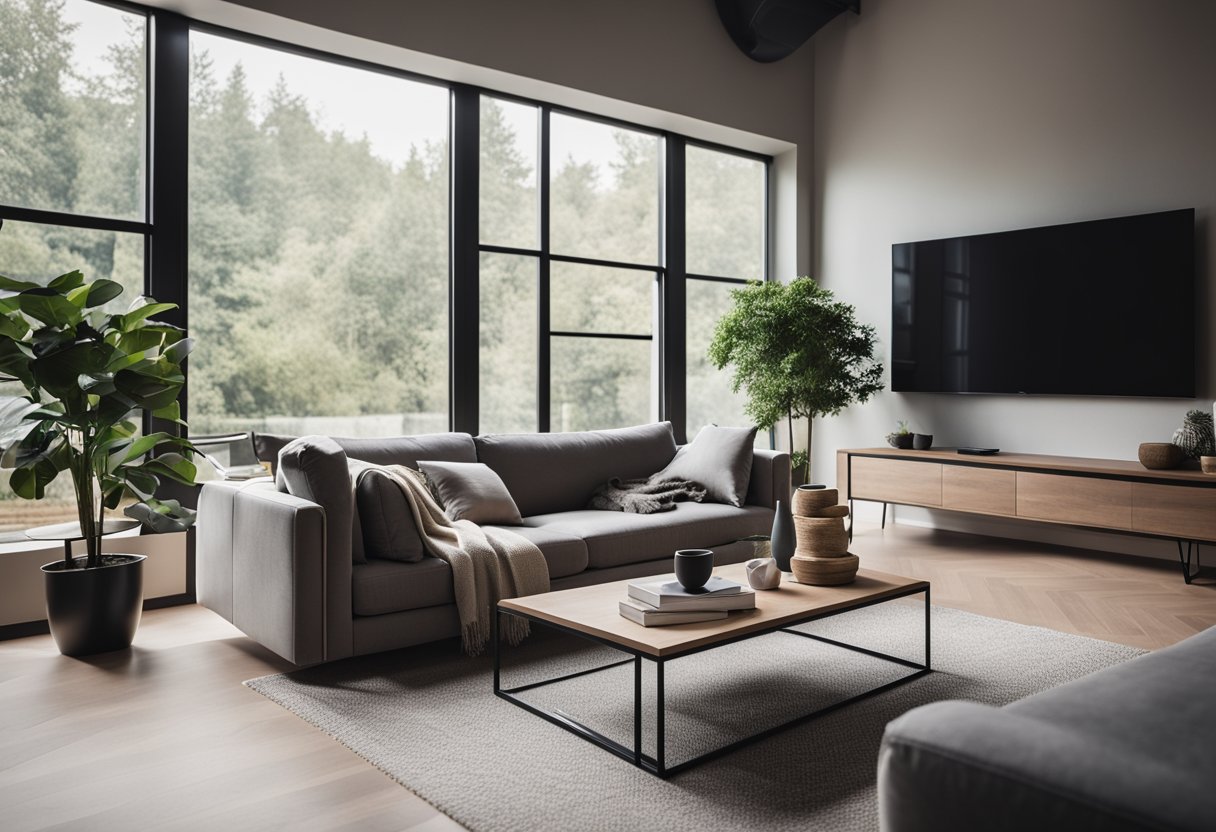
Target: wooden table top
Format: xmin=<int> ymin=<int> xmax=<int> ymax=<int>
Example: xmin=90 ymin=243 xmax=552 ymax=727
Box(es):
xmin=499 ymin=562 xmax=928 ymax=659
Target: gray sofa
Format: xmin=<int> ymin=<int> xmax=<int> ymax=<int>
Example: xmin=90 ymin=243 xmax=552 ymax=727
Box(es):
xmin=878 ymin=625 xmax=1216 ymax=832
xmin=197 ymin=422 xmax=789 ymax=665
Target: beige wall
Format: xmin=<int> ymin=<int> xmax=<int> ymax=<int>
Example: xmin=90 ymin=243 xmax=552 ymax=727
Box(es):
xmin=151 ymin=0 xmax=816 ymax=277
xmin=813 ymin=0 xmax=1216 ymax=555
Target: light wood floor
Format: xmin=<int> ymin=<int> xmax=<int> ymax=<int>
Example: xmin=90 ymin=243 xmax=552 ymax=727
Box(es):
xmin=1 ymin=524 xmax=1213 ymax=831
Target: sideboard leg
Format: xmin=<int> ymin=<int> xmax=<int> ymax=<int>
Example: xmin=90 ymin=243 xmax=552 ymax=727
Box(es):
xmin=1177 ymin=540 xmax=1199 ymax=585
xmin=881 ymin=502 xmax=888 ymax=530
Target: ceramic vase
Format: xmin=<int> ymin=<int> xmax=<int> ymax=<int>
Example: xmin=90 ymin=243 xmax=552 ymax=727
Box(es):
xmin=771 ymin=499 xmax=796 ymax=571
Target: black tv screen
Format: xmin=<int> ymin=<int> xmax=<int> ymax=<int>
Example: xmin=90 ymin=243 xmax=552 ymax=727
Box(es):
xmin=891 ymin=209 xmax=1195 ymax=397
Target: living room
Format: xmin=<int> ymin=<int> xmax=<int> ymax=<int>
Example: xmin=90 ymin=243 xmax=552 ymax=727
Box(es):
xmin=1 ymin=0 xmax=1213 ymax=830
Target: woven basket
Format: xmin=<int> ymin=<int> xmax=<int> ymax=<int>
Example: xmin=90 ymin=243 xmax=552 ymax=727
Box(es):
xmin=793 ymin=515 xmax=849 ymax=558
xmin=790 ymin=553 xmax=859 ymax=585
xmin=813 ymin=504 xmax=851 ymax=519
xmin=792 ymin=487 xmax=839 ymax=517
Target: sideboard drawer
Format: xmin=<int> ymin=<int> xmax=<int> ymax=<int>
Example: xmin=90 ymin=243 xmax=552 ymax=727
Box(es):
xmin=1132 ymin=483 xmax=1216 ymax=541
xmin=1016 ymin=472 xmax=1132 ymax=530
xmin=850 ymin=457 xmax=942 ymax=506
xmin=943 ymin=466 xmax=1016 ymax=516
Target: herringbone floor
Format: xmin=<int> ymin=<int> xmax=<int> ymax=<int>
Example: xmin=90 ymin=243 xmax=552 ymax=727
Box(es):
xmin=852 ymin=524 xmax=1216 ymax=650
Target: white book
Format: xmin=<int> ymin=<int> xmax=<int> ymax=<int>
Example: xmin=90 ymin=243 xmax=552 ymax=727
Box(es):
xmin=627 ymin=578 xmax=755 ymax=611
xmin=618 ymin=598 xmax=729 ymax=627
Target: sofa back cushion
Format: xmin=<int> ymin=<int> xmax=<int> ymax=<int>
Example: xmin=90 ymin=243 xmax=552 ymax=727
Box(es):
xmin=475 ymin=422 xmax=678 ymax=517
xmin=260 ymin=432 xmax=476 ymax=468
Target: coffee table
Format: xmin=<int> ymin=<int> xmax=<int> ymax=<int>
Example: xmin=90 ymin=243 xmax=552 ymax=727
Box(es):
xmin=494 ymin=562 xmax=930 ymax=777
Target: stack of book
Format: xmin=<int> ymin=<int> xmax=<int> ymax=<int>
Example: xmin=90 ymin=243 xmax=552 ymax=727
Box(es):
xmin=618 ymin=575 xmax=756 ymax=627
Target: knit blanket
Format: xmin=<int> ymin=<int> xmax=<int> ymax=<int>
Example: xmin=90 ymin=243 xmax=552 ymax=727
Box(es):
xmin=373 ymin=465 xmax=549 ymax=655
xmin=587 ymin=476 xmax=706 ymax=514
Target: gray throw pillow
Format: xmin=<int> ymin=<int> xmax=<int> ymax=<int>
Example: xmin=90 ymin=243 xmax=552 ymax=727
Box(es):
xmin=350 ymin=461 xmax=426 ymax=563
xmin=650 ymin=425 xmax=758 ymax=507
xmin=418 ymin=460 xmax=523 ymax=525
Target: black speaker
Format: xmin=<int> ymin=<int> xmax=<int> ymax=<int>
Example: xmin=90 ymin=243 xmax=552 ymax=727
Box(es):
xmin=715 ymin=0 xmax=860 ymax=63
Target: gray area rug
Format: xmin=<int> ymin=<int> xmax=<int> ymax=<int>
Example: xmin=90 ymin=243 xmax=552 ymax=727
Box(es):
xmin=246 ymin=603 xmax=1143 ymax=832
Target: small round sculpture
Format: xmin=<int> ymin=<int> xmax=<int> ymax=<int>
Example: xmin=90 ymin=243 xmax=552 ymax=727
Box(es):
xmin=745 ymin=557 xmax=782 ymax=590
xmin=674 ymin=549 xmax=714 ymax=590
xmin=1138 ymin=442 xmax=1184 ymax=470
xmin=1172 ymin=409 xmax=1216 ymax=459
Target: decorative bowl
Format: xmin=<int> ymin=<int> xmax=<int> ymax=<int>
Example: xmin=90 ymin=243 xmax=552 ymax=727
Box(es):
xmin=674 ymin=549 xmax=714 ymax=590
xmin=1201 ymin=456 xmax=1216 ymax=475
xmin=912 ymin=433 xmax=934 ymax=450
xmin=1138 ymin=442 xmax=1184 ymax=470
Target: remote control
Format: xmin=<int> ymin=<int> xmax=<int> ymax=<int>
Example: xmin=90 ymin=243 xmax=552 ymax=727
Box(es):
xmin=957 ymin=447 xmax=1000 ymax=455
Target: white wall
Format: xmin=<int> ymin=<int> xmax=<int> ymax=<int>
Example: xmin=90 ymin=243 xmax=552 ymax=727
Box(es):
xmin=813 ymin=0 xmax=1216 ymax=555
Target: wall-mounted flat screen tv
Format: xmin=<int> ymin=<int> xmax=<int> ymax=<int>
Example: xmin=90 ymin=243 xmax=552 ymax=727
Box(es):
xmin=891 ymin=209 xmax=1195 ymax=397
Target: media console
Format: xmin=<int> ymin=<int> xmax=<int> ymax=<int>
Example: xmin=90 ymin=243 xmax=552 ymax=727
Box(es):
xmin=836 ymin=448 xmax=1215 ymax=583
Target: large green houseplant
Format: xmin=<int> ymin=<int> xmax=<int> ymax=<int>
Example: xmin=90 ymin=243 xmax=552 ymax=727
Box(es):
xmin=0 ymin=268 xmax=198 ymax=656
xmin=708 ymin=277 xmax=884 ymax=483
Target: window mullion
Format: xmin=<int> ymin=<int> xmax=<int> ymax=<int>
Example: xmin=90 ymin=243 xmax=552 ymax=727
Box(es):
xmin=663 ymin=137 xmax=687 ymax=443
xmin=538 ymin=108 xmax=551 ymax=433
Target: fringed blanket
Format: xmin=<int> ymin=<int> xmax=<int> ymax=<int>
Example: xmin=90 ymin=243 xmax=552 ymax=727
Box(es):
xmin=371 ymin=465 xmax=549 ymax=655
xmin=587 ymin=477 xmax=706 ymax=514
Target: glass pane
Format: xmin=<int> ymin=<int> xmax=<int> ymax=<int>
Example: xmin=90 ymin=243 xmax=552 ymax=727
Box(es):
xmin=480 ymin=253 xmax=537 ymax=434
xmin=686 ymin=146 xmax=765 ymax=279
xmin=480 ymin=97 xmax=538 ymax=249
xmin=188 ymin=32 xmax=450 ymax=438
xmin=551 ymin=262 xmax=654 ymax=336
xmin=0 ymin=0 xmax=147 ymax=220
xmin=0 ymin=223 xmax=145 ymax=534
xmin=551 ymin=336 xmax=654 ymax=432
xmin=550 ymin=113 xmax=660 ymax=265
xmin=686 ymin=279 xmax=755 ymax=438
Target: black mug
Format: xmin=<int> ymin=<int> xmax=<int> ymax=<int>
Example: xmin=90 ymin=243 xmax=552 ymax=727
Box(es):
xmin=674 ymin=549 xmax=714 ymax=590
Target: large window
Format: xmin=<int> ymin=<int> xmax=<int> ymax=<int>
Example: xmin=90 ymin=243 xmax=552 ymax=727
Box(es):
xmin=0 ymin=0 xmax=148 ymax=534
xmin=187 ymin=31 xmax=450 ymax=439
xmin=2 ymin=0 xmax=772 ymax=539
xmin=684 ymin=145 xmax=768 ymax=439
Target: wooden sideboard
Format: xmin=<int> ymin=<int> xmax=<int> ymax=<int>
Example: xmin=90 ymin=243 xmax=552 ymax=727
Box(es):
xmin=836 ymin=448 xmax=1216 ymax=583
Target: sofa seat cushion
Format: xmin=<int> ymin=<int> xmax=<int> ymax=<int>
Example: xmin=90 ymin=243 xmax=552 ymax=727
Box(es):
xmin=524 ymin=503 xmax=773 ymax=569
xmin=480 ymin=524 xmax=588 ymax=579
xmin=352 ymin=526 xmax=590 ymax=616
xmin=353 ymin=558 xmax=454 ymax=616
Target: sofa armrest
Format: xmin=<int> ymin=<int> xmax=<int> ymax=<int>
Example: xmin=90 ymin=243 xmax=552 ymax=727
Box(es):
xmin=198 ymin=479 xmax=344 ymax=665
xmin=879 ymin=700 xmax=1194 ymax=832
xmin=746 ymin=448 xmax=791 ymax=509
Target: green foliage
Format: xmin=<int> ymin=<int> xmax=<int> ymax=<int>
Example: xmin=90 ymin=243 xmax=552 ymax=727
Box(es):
xmin=708 ymin=277 xmax=884 ymax=475
xmin=0 ymin=269 xmax=197 ymax=567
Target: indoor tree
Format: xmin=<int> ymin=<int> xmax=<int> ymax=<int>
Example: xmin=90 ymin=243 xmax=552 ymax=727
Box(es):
xmin=0 ymin=268 xmax=198 ymax=567
xmin=708 ymin=276 xmax=884 ymax=482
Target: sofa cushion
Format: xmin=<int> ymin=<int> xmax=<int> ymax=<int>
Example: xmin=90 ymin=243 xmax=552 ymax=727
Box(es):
xmin=475 ymin=422 xmax=678 ymax=516
xmin=351 ymin=462 xmax=425 ymax=563
xmin=652 ymin=424 xmax=758 ymax=506
xmin=525 ymin=502 xmax=773 ymax=569
xmin=481 ymin=524 xmax=588 ymax=579
xmin=351 ymin=525 xmax=589 ymax=615
xmin=258 ymin=431 xmax=476 ymax=468
xmin=353 ymin=558 xmax=453 ymax=616
xmin=277 ymin=436 xmax=357 ymax=565
xmin=419 ymin=460 xmax=523 ymax=525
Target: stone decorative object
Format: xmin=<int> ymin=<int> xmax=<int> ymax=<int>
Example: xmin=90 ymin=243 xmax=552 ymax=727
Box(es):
xmin=912 ymin=433 xmax=934 ymax=450
xmin=1172 ymin=409 xmax=1216 ymax=459
xmin=1138 ymin=442 xmax=1185 ymax=470
xmin=787 ymin=486 xmax=859 ymax=585
xmin=770 ymin=500 xmax=796 ymax=571
xmin=745 ymin=557 xmax=782 ymax=590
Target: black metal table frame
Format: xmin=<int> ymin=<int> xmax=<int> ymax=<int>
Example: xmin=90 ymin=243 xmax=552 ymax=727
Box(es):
xmin=493 ymin=585 xmax=931 ymax=778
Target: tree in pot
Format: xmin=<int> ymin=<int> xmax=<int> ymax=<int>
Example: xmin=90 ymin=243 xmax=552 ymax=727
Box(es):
xmin=0 ymin=269 xmax=198 ymax=656
xmin=708 ymin=277 xmax=884 ymax=484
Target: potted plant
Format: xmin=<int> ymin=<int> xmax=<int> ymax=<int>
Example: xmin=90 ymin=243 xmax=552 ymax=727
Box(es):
xmin=708 ymin=277 xmax=884 ymax=484
xmin=0 ymin=269 xmax=198 ymax=656
xmin=886 ymin=420 xmax=914 ymax=449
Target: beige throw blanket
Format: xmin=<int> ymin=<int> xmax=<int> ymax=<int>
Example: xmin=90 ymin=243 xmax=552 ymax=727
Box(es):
xmin=374 ymin=465 xmax=549 ymax=655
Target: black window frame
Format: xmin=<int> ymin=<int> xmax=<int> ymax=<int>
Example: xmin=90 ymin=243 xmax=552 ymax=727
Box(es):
xmin=1 ymin=0 xmax=772 ymax=451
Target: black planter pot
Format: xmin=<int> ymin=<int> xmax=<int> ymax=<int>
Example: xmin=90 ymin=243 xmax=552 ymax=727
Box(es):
xmin=41 ymin=554 xmax=146 ymax=657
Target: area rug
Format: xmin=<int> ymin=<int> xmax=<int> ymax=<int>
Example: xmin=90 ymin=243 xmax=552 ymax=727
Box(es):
xmin=245 ymin=604 xmax=1143 ymax=832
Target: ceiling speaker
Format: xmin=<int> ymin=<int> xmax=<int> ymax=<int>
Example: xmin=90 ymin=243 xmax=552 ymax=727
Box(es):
xmin=715 ymin=0 xmax=860 ymax=63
